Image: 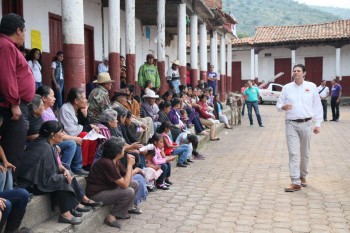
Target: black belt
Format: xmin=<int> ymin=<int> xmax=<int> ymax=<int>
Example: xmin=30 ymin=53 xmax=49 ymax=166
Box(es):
xmin=171 ymin=77 xmax=179 ymax=81
xmin=289 ymin=117 xmax=312 ymax=123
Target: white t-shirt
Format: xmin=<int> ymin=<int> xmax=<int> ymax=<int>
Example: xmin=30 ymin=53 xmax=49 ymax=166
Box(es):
xmin=317 ymin=85 xmax=329 ymax=99
xmin=28 ymin=60 xmax=42 ymax=82
xmin=166 ymin=68 xmax=179 ymax=80
xmin=98 ymin=63 xmax=109 ymax=73
xmin=51 ymin=61 xmax=64 ymax=80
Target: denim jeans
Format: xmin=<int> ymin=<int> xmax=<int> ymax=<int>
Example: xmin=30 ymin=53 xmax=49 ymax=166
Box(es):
xmin=321 ymin=99 xmax=327 ymax=121
xmin=0 ymin=188 xmax=29 ymax=232
xmin=208 ymin=83 xmax=217 ymax=95
xmin=330 ymin=96 xmax=340 ymax=120
xmin=172 ymin=144 xmax=189 ymax=164
xmin=57 ymin=140 xmax=83 ymax=172
xmin=171 ymin=79 xmax=180 ymax=94
xmin=0 ymin=163 xmax=13 ymax=191
xmin=54 ymin=79 xmax=64 ymax=110
xmin=156 ymin=163 xmax=171 ymax=185
xmin=246 ymin=101 xmax=262 ymax=126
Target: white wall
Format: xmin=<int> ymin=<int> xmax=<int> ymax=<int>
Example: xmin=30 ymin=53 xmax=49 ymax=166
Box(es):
xmin=232 ymin=44 xmax=350 ymax=83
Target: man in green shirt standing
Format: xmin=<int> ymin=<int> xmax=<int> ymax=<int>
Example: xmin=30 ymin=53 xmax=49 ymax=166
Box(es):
xmin=138 ymin=54 xmax=160 ymax=93
xmin=244 ymin=81 xmax=264 ymax=127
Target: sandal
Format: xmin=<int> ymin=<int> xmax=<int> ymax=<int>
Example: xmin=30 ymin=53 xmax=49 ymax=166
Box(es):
xmin=81 ymin=199 xmax=103 ymax=207
xmin=104 ymin=218 xmax=121 ymax=228
xmin=210 ymin=138 xmax=220 ymax=141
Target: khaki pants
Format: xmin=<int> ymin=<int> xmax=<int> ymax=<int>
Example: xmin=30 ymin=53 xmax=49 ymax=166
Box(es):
xmin=199 ymin=118 xmax=216 ymax=139
xmin=285 ymin=120 xmax=312 ymax=185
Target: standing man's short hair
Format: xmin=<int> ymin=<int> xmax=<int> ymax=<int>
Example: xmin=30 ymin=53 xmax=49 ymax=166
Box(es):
xmin=332 ymin=78 xmax=338 ymax=83
xmin=293 ymin=64 xmax=306 ymax=72
xmin=0 ymin=13 xmax=25 ymax=36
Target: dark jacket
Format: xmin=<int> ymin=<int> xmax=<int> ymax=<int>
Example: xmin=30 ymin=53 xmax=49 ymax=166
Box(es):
xmin=18 ymin=138 xmax=74 ymax=193
xmin=213 ymin=100 xmax=223 ymax=119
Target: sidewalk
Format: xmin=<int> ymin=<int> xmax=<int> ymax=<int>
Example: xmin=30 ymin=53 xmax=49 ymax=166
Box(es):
xmin=95 ymin=105 xmax=350 ymax=233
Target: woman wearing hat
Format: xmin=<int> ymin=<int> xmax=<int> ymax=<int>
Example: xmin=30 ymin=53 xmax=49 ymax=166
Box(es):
xmin=166 ymin=60 xmax=181 ymax=94
xmin=87 ymin=72 xmax=115 ymax=124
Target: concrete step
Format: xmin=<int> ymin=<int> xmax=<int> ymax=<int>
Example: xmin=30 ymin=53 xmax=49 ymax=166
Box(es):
xmin=27 ymin=106 xmax=232 ymax=232
xmin=21 ymin=177 xmax=87 ymax=229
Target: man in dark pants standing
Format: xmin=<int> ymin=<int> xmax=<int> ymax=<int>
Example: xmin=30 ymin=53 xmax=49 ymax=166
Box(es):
xmin=317 ymin=80 xmax=329 ymax=121
xmin=0 ymin=14 xmax=35 ymax=177
xmin=330 ymin=79 xmax=342 ymax=122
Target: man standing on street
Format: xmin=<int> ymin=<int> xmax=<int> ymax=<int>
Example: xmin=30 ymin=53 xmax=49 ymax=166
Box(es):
xmin=277 ymin=64 xmax=323 ymax=192
xmin=244 ymin=81 xmax=264 ymax=127
xmin=207 ymin=65 xmax=218 ymax=96
xmin=330 ymin=79 xmax=342 ymax=122
xmin=317 ymin=80 xmax=329 ymax=121
xmin=0 ymin=14 xmax=35 ymax=175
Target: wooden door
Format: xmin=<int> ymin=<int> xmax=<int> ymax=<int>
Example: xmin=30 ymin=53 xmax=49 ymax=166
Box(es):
xmin=2 ymin=0 xmax=23 ymax=16
xmin=49 ymin=13 xmax=63 ymax=61
xmin=231 ymin=61 xmax=242 ymax=92
xmin=84 ymin=25 xmax=95 ymax=83
xmin=305 ymin=57 xmax=323 ymax=84
xmin=274 ymin=58 xmax=291 ymax=85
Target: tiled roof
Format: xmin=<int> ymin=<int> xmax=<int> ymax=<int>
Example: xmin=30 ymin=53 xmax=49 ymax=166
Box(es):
xmin=253 ymin=20 xmax=350 ymax=44
xmin=231 ymin=37 xmax=254 ymax=46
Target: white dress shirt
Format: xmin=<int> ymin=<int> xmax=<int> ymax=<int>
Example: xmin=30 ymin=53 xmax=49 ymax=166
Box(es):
xmin=317 ymin=85 xmax=329 ymax=99
xmin=98 ymin=63 xmax=109 ymax=73
xmin=276 ymin=81 xmax=323 ymax=127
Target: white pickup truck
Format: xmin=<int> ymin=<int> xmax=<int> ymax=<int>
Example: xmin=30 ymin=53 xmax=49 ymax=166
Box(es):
xmin=258 ymin=83 xmax=284 ymax=104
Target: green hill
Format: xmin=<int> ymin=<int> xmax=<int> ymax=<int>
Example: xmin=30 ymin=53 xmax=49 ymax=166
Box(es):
xmin=310 ymin=6 xmax=350 ymax=19
xmin=222 ymin=0 xmax=340 ymax=37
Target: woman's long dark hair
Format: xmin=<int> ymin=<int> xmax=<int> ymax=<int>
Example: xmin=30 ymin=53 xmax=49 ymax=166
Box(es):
xmin=156 ymin=121 xmax=172 ymax=134
xmin=148 ymin=133 xmax=163 ymax=144
xmin=39 ymin=121 xmax=64 ymax=139
xmin=26 ymin=48 xmax=42 ymax=65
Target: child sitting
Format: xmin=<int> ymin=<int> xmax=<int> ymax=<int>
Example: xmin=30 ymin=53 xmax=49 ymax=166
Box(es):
xmin=148 ymin=134 xmax=175 ymax=190
xmin=157 ymin=122 xmax=190 ymax=168
xmin=144 ymin=80 xmax=153 ymax=95
xmin=143 ymin=149 xmax=163 ymax=192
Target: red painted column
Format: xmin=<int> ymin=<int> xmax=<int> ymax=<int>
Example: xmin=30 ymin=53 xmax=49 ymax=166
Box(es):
xmin=63 ymin=44 xmax=85 ymax=98
xmin=220 ymin=74 xmax=226 ymax=102
xmin=109 ymin=53 xmax=120 ymax=94
xmin=191 ymin=69 xmax=198 ymax=88
xmin=126 ymin=54 xmax=135 ymax=86
xmin=158 ymin=61 xmax=168 ymax=95
xmin=200 ymin=71 xmax=207 ymax=82
xmin=226 ymin=76 xmax=232 ymax=93
xmin=179 ymin=66 xmax=186 ymax=85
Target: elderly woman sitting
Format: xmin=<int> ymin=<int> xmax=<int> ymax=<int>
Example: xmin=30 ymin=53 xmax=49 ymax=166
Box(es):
xmin=18 ymin=121 xmax=102 ymax=225
xmin=86 ymin=137 xmax=139 ymax=228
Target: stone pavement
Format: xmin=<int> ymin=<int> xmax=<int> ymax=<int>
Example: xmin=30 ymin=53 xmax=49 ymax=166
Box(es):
xmin=96 ymin=105 xmax=350 ymax=233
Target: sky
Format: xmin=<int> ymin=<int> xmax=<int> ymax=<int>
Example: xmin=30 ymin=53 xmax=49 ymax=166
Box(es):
xmin=295 ymin=0 xmax=350 ymax=8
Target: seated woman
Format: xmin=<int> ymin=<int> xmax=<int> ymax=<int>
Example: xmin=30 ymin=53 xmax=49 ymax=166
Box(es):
xmin=213 ymin=95 xmax=232 ymax=129
xmin=86 ymin=137 xmax=139 ymax=229
xmin=58 ymin=88 xmax=100 ymax=169
xmin=36 ymin=86 xmax=88 ymax=176
xmin=157 ymin=122 xmax=189 ymax=168
xmin=18 ymin=121 xmax=101 ymax=225
xmin=167 ymin=98 xmax=187 ymax=133
xmin=196 ymin=94 xmax=219 ymax=141
xmin=157 ymin=101 xmax=182 ymax=140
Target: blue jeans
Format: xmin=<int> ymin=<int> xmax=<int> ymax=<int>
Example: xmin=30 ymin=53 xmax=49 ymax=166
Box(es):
xmin=246 ymin=101 xmax=262 ymax=126
xmin=57 ymin=140 xmax=83 ymax=172
xmin=0 ymin=163 xmax=13 ymax=191
xmin=54 ymin=79 xmax=64 ymax=110
xmin=0 ymin=188 xmax=29 ymax=232
xmin=208 ymin=83 xmax=217 ymax=95
xmin=171 ymin=79 xmax=180 ymax=94
xmin=172 ymin=144 xmax=189 ymax=164
xmin=242 ymin=102 xmax=246 ymax=116
xmin=156 ymin=163 xmax=171 ymax=185
xmin=35 ymin=82 xmax=42 ymax=90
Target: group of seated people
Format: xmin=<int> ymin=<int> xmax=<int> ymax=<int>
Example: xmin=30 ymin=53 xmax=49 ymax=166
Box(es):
xmin=0 ymin=72 xmax=231 ymax=230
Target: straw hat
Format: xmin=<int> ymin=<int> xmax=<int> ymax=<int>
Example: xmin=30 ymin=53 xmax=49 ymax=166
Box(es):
xmin=93 ymin=72 xmax=115 ymax=84
xmin=142 ymin=90 xmax=159 ymax=99
xmin=172 ymin=59 xmax=180 ymax=66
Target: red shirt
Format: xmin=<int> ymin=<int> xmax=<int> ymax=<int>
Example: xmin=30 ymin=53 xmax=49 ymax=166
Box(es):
xmin=0 ymin=34 xmax=35 ymax=108
xmin=186 ymin=70 xmax=191 ymax=86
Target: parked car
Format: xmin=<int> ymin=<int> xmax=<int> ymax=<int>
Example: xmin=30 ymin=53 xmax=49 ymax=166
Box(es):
xmin=258 ymin=83 xmax=283 ymax=104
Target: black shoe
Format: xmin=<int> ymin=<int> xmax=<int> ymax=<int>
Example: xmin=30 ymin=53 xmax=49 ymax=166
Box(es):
xmin=147 ymin=186 xmax=156 ymax=192
xmin=104 ymin=218 xmax=121 ymax=228
xmin=330 ymin=119 xmax=336 ymax=121
xmin=259 ymin=125 xmax=264 ymax=127
xmin=183 ymin=161 xmax=190 ymax=165
xmin=71 ymin=209 xmax=82 ymax=217
xmin=58 ymin=215 xmax=82 ymax=225
xmin=81 ymin=200 xmax=103 ymax=207
xmin=76 ymin=205 xmax=92 ymax=212
xmin=177 ymin=163 xmax=187 ymax=167
xmin=157 ymin=184 xmax=169 ymax=190
xmin=73 ymin=169 xmax=89 ymax=176
xmin=187 ymin=159 xmax=194 ymax=163
xmin=165 ymin=179 xmax=173 ymax=185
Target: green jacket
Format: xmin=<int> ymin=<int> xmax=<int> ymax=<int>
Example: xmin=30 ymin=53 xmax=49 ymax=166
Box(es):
xmin=138 ymin=63 xmax=160 ymax=88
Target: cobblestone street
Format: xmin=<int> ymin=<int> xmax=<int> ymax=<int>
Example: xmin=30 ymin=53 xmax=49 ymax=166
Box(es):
xmin=98 ymin=105 xmax=350 ymax=233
